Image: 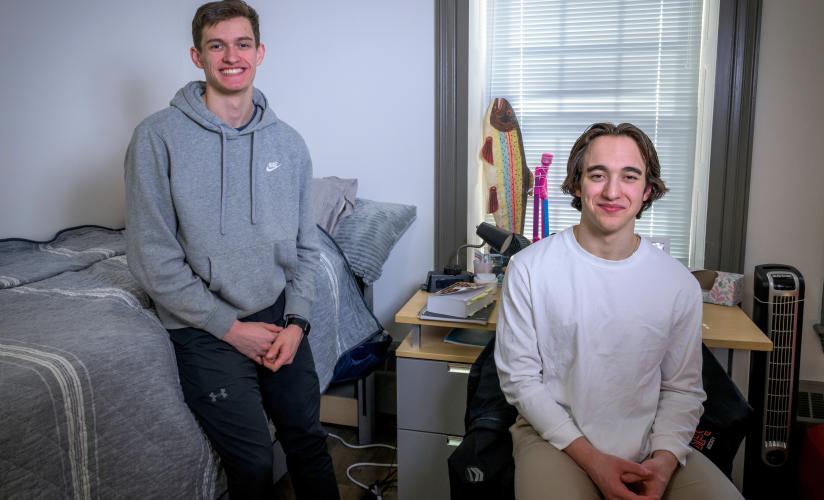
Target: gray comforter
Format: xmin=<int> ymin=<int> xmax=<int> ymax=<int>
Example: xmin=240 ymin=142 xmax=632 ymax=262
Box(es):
xmin=0 ymin=226 xmax=381 ymax=499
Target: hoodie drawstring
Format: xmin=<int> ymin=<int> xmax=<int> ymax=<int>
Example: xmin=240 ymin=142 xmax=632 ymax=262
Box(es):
xmin=219 ymin=127 xmax=227 ymax=235
xmin=250 ymin=131 xmax=257 ymax=226
xmin=220 ymin=127 xmax=259 ymax=235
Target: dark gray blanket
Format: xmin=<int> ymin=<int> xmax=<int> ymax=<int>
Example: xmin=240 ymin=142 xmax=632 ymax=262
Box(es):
xmin=0 ymin=226 xmax=381 ymax=499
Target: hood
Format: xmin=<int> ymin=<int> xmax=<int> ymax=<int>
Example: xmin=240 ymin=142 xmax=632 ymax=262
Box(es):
xmin=170 ymin=81 xmax=279 ymax=234
xmin=170 ymin=80 xmax=278 ymax=134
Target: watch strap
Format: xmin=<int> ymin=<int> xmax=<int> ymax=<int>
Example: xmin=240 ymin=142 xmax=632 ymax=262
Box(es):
xmin=285 ymin=315 xmax=310 ymax=336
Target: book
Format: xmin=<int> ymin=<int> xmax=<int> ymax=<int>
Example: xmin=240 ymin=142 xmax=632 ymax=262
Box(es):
xmin=443 ymin=328 xmax=494 ymax=348
xmin=426 ymin=282 xmax=496 ymax=318
xmin=418 ymin=301 xmax=495 ymax=325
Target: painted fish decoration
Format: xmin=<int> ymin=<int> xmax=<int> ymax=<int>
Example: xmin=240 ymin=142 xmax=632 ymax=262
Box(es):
xmin=480 ymin=98 xmax=533 ymax=235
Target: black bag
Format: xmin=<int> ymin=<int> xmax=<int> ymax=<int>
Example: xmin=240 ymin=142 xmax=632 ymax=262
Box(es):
xmin=690 ymin=344 xmax=753 ymax=477
xmin=448 ymin=336 xmax=517 ymax=500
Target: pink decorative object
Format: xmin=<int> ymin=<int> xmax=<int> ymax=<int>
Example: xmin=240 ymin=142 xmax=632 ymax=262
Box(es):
xmin=532 ymin=153 xmax=552 ymax=242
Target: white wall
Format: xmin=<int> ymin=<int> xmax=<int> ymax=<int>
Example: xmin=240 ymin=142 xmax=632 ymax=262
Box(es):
xmin=0 ymin=0 xmax=434 ymax=331
xmin=259 ymin=1 xmax=434 ymax=331
xmin=744 ymin=0 xmax=824 ymax=381
xmin=0 ymin=0 xmax=198 ymax=237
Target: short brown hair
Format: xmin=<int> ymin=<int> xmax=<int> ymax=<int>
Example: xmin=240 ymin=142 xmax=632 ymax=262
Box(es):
xmin=560 ymin=122 xmax=668 ymax=219
xmin=192 ymin=1 xmax=260 ymax=51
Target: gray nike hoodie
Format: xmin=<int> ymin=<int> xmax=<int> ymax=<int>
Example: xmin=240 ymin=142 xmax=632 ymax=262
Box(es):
xmin=124 ymin=81 xmax=319 ymax=337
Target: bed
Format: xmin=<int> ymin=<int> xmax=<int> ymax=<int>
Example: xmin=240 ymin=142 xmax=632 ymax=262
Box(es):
xmin=0 ymin=181 xmax=416 ymax=499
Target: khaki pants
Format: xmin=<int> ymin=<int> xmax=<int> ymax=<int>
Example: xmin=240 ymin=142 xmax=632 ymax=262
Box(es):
xmin=510 ymin=416 xmax=743 ymax=500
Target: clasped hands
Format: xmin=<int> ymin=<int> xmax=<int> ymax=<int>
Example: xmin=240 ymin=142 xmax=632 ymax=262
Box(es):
xmin=223 ymin=320 xmax=304 ymax=372
xmin=569 ymin=438 xmax=679 ymax=500
xmin=592 ymin=451 xmax=678 ymax=500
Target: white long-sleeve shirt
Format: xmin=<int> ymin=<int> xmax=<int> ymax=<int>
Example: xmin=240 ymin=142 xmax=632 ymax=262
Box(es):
xmin=494 ymin=227 xmax=705 ymax=464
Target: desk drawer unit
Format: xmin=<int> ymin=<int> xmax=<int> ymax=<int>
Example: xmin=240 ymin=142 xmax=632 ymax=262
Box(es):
xmin=397 ymin=357 xmax=471 ymax=499
xmin=398 ymin=428 xmax=462 ymax=500
xmin=397 ymin=357 xmax=470 ymax=435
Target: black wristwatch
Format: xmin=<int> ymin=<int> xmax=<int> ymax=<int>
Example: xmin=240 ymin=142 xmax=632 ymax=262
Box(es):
xmin=285 ymin=315 xmax=311 ymax=336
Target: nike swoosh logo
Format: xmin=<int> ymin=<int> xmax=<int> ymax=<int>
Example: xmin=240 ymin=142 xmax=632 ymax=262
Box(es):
xmin=266 ymin=161 xmax=281 ymax=172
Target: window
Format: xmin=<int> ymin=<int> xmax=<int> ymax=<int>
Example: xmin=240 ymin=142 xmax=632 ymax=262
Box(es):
xmin=467 ymin=0 xmax=719 ymax=266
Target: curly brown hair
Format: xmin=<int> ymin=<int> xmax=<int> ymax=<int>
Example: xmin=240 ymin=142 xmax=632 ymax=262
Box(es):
xmin=560 ymin=122 xmax=668 ymax=219
xmin=192 ymin=1 xmax=260 ymax=51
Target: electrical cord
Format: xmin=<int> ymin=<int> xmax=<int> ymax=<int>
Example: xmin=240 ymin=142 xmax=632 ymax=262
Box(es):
xmin=328 ymin=432 xmax=398 ymax=498
xmin=365 ymin=447 xmax=397 ymax=499
xmin=346 ymin=462 xmax=398 ymax=493
xmin=328 ymin=432 xmax=396 ymax=451
xmin=373 ymin=470 xmax=397 ymax=499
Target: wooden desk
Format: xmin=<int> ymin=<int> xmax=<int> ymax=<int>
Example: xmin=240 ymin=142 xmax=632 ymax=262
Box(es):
xmin=396 ymin=290 xmax=772 ymax=354
xmin=702 ymin=303 xmax=772 ymax=351
xmin=699 ymin=304 xmax=772 ymax=408
xmin=396 ymin=325 xmax=484 ymax=363
xmin=395 ymin=289 xmax=498 ymax=350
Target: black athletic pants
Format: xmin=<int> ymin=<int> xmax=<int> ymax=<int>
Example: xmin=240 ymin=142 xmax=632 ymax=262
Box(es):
xmin=168 ymin=293 xmax=339 ymax=499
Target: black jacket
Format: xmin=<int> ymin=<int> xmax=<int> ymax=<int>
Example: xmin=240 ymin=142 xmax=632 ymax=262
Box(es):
xmin=448 ymin=336 xmax=517 ymax=500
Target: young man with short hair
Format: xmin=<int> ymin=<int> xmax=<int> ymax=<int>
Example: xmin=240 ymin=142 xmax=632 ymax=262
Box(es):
xmin=495 ymin=123 xmax=742 ymax=499
xmin=124 ymin=1 xmax=338 ymax=498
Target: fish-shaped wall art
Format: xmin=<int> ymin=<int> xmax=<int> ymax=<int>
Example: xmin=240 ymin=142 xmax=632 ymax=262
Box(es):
xmin=480 ymin=98 xmax=533 ymax=235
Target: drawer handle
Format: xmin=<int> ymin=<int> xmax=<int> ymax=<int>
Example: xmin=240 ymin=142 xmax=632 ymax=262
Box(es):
xmin=447 ymin=436 xmax=463 ymax=447
xmin=447 ymin=363 xmax=471 ymax=375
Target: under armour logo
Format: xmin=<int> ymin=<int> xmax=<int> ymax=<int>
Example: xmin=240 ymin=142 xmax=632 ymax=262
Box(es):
xmin=465 ymin=466 xmax=484 ymax=483
xmin=208 ymin=388 xmax=229 ymax=403
xmin=266 ymin=161 xmax=281 ymax=172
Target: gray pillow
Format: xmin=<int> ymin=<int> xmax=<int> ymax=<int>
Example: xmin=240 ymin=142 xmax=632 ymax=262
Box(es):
xmin=332 ymin=198 xmax=416 ymax=285
xmin=311 ymin=177 xmax=358 ymax=234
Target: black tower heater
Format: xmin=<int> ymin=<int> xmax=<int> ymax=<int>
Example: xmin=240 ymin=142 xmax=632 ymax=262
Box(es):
xmin=744 ymin=264 xmax=805 ymax=499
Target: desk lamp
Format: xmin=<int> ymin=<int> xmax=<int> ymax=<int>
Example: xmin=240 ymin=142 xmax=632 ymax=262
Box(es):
xmin=450 ymin=222 xmax=531 ymax=272
xmin=431 ymin=224 xmax=530 ymax=292
xmin=475 ymin=222 xmax=530 ymax=257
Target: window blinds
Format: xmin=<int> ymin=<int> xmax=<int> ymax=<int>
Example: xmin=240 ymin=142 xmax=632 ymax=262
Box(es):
xmin=485 ymin=0 xmax=704 ymax=264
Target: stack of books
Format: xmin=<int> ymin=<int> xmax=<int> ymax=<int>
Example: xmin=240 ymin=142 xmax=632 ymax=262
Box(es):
xmin=418 ymin=282 xmax=496 ymax=325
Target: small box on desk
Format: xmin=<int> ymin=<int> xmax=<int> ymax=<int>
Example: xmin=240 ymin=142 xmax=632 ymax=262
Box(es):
xmin=692 ymin=270 xmax=744 ymax=307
